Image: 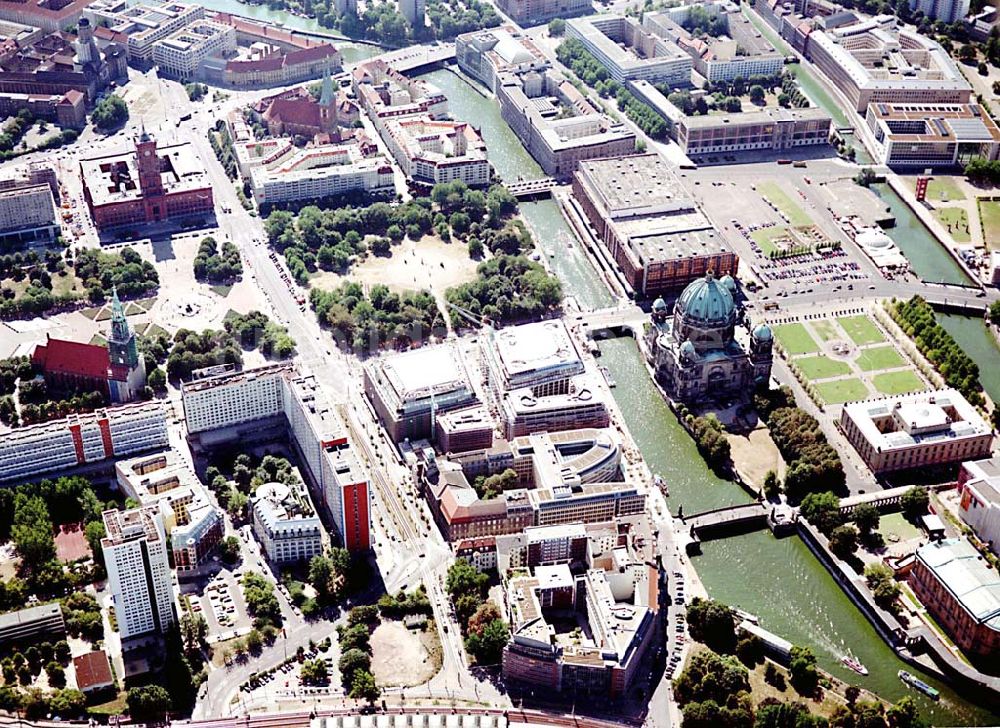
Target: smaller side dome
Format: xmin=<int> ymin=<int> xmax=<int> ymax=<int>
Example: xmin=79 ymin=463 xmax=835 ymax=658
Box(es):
xmin=680 ymin=340 xmax=697 ymax=360
xmin=752 ymin=323 xmax=773 ymax=341
xmin=652 ymin=297 xmax=668 ymax=313
xmin=719 ymin=274 xmax=737 ymax=293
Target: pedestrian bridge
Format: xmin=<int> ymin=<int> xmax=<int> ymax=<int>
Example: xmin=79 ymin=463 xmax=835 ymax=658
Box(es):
xmin=576 ymin=304 xmax=646 ymax=337
xmin=681 ymin=502 xmax=769 ymax=536
xmin=371 ymin=44 xmax=455 ymax=73
xmin=838 ymin=482 xmax=952 ymax=516
xmin=506 ymin=177 xmax=557 ymax=199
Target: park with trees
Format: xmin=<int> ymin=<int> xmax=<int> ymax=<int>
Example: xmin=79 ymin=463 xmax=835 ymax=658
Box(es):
xmin=679 ymin=597 xmax=927 ymax=727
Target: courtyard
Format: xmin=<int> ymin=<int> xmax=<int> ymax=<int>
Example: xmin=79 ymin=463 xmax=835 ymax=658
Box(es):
xmin=772 ymin=312 xmax=930 ymax=406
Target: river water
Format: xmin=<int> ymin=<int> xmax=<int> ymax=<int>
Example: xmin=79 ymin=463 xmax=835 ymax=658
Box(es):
xmin=416 ymin=65 xmax=999 ymax=726
xmin=938 ymin=313 xmax=1000 ymax=403
xmin=869 ymin=184 xmax=973 ymax=286
xmin=190 ymin=5 xmax=997 ymax=717
xmin=423 ymin=60 xmax=999 ymax=727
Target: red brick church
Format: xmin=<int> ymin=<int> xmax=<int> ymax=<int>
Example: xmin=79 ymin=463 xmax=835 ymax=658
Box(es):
xmin=32 ymin=289 xmax=147 ymax=403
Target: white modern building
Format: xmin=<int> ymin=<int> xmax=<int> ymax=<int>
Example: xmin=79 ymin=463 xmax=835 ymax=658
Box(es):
xmin=456 ymin=25 xmax=549 ymax=93
xmin=382 ymin=117 xmax=492 ymax=187
xmin=102 ymin=506 xmax=176 ymax=639
xmin=249 ymin=141 xmax=395 ymax=205
xmin=363 ymin=344 xmax=477 ymax=441
xmin=0 ymin=401 xmax=168 ymax=484
xmin=643 ymin=2 xmax=784 ymax=83
xmin=865 ymin=102 xmax=1000 ymax=168
xmin=806 ymin=15 xmax=971 ymax=112
xmin=182 ymin=363 xmax=291 ymax=435
xmin=251 ymin=481 xmax=324 ymax=564
xmin=909 ymin=0 xmax=969 ymax=23
xmin=481 ymin=320 xmax=585 ymax=399
xmin=839 ymin=389 xmax=994 ymax=474
xmin=565 ymin=15 xmax=693 ymax=85
xmin=182 ymin=364 xmax=371 ymax=551
xmin=958 ymin=457 xmax=1000 ymax=555
xmin=115 ymin=450 xmax=224 ymax=573
xmin=86 ymin=2 xmax=205 ymax=62
xmin=0 ymin=169 xmax=59 ymax=245
xmin=151 ymin=20 xmax=236 ymax=80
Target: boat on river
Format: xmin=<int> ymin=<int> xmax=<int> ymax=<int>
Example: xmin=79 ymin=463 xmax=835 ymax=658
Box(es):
xmin=898 ymin=670 xmax=939 ymax=700
xmin=841 ymin=652 xmax=868 ymax=676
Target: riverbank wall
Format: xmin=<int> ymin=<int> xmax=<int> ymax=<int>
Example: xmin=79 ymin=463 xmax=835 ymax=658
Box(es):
xmin=798 ymin=518 xmax=1000 ymax=709
xmin=885 ymin=176 xmax=982 ymax=287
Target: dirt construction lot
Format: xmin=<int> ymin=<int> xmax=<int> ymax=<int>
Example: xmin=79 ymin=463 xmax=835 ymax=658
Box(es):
xmin=370 ymin=621 xmax=438 ymax=688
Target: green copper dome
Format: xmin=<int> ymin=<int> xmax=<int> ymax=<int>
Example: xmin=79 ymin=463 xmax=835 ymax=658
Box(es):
xmin=676 ymin=273 xmax=736 ymax=326
xmin=752 ymin=323 xmax=773 ymax=341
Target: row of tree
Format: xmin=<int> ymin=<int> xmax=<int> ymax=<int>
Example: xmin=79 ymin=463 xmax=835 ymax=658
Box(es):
xmin=890 ymin=296 xmax=983 ymax=405
xmin=336 ymin=606 xmax=381 ymax=703
xmin=754 ymin=386 xmax=845 ymax=500
xmin=556 ymin=39 xmax=668 ymax=139
xmin=445 ymin=560 xmax=508 ymax=664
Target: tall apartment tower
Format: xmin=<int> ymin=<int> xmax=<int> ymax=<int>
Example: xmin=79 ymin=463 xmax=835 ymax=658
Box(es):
xmin=101 ymin=507 xmax=175 ymax=640
xmin=107 ymin=287 xmax=147 ymax=403
xmin=399 ymin=0 xmax=425 ymax=28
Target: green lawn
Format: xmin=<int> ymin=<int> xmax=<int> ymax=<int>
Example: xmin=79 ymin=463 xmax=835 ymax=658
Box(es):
xmin=750 ymin=226 xmax=790 ymax=255
xmin=837 ymin=315 xmax=885 ymax=346
xmin=921 ymin=177 xmax=966 ymax=202
xmin=794 ymin=355 xmax=851 ymax=380
xmin=878 ymin=512 xmax=921 ymax=543
xmin=811 ymin=320 xmax=840 ymax=342
xmin=814 ymin=378 xmax=869 ymax=405
xmin=758 ymin=181 xmax=812 ymax=227
xmin=979 ymin=200 xmax=1000 ymax=251
xmin=773 ymin=322 xmax=820 ymax=355
xmin=932 ymin=208 xmax=971 ymax=243
xmin=855 ymin=345 xmax=906 ymax=372
xmin=873 ymin=370 xmax=925 ymax=395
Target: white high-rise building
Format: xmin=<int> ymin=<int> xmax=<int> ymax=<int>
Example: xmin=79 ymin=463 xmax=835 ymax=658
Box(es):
xmin=399 ymin=0 xmax=425 ymax=27
xmin=102 ymin=507 xmax=176 ymax=640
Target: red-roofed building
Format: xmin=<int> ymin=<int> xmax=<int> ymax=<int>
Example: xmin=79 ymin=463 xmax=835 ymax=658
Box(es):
xmin=32 ymin=289 xmax=147 ymax=403
xmin=33 ymin=337 xmax=112 ymax=397
xmin=220 ymin=43 xmax=341 ymax=89
xmin=73 ymin=650 xmax=114 ymax=694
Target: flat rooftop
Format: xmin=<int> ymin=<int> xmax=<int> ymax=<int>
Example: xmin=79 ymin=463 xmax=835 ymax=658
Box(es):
xmin=869 ymin=102 xmax=1000 ymax=144
xmin=843 ymin=388 xmax=992 ymax=450
xmin=376 ymin=344 xmax=472 ymax=403
xmin=917 ymin=538 xmax=1000 ymax=630
xmin=576 ymin=153 xmax=693 ymax=218
xmin=681 ymin=105 xmax=831 ymax=129
xmin=810 ymin=15 xmax=969 ymax=92
xmin=490 ymin=320 xmax=582 ymax=382
xmin=80 ymin=140 xmax=211 ymax=207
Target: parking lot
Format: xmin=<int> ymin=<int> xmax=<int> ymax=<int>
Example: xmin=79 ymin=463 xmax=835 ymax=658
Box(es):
xmin=181 ymin=565 xmax=254 ymax=644
xmin=663 ymin=569 xmax=688 ymax=684
xmin=241 ymin=641 xmax=339 ymax=701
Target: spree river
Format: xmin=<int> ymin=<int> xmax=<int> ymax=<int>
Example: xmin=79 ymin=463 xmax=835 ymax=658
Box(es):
xmin=418 ymin=65 xmax=999 ymax=724
xmin=187 ymin=4 xmax=997 ymax=717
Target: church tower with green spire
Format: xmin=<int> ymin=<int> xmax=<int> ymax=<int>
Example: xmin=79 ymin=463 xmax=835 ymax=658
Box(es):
xmin=106 ymin=287 xmax=147 ymax=403
xmin=318 ymin=61 xmax=339 ymax=138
